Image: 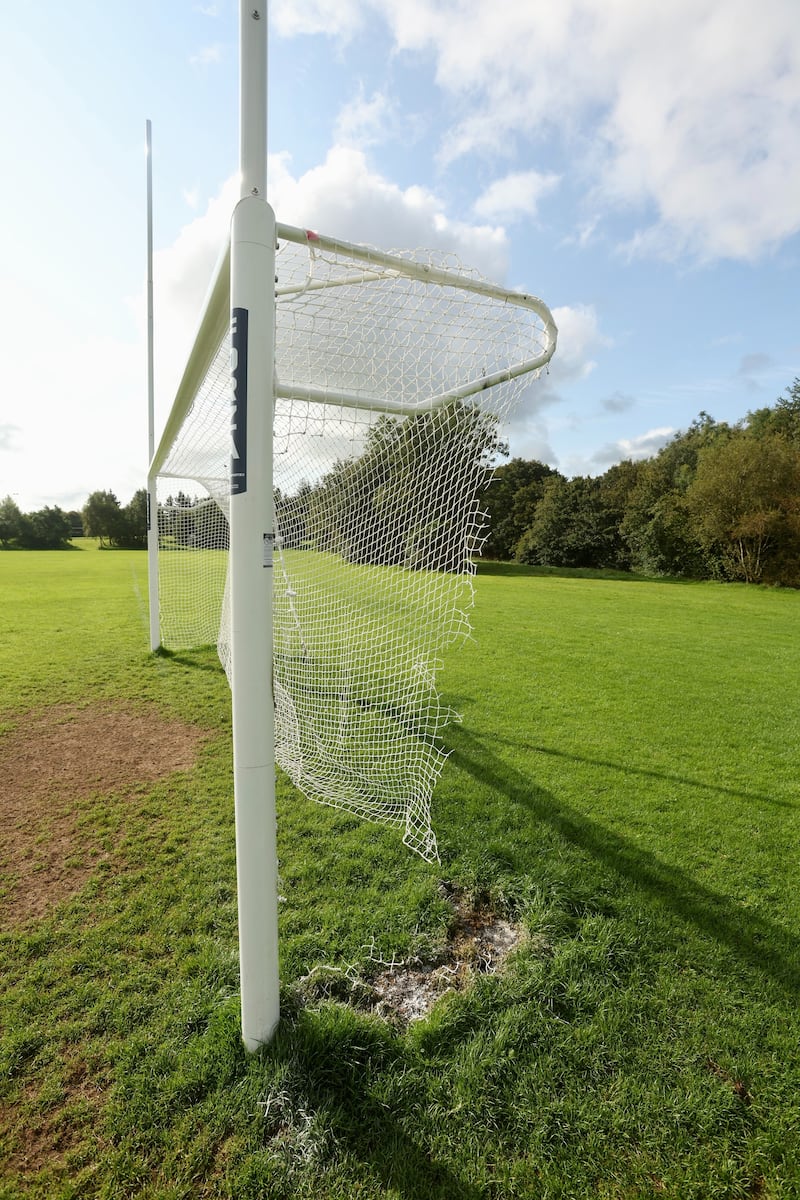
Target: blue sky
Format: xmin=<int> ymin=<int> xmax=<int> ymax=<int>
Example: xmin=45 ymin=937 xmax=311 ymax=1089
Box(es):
xmin=1 ymin=0 xmax=798 ymax=513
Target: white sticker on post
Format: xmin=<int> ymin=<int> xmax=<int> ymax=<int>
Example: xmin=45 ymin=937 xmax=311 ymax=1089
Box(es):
xmin=263 ymin=532 xmax=274 ymax=567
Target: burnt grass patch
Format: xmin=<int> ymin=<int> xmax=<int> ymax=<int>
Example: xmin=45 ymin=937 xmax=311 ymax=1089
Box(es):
xmin=295 ymin=883 xmax=526 ymax=1027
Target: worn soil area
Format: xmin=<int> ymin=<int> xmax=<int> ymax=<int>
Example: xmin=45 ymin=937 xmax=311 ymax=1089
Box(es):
xmin=297 ymin=890 xmax=526 ymax=1026
xmin=370 ymin=894 xmax=525 ymax=1024
xmin=0 ymin=702 xmax=208 ymax=928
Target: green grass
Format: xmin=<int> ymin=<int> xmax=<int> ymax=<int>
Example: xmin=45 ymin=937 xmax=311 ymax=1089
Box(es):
xmin=2 ymin=545 xmax=800 ymax=1198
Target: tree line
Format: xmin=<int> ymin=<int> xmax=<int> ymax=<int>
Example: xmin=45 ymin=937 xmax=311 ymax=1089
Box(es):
xmin=0 ymin=489 xmax=149 ymax=550
xmin=0 ymin=488 xmax=229 ymax=551
xmin=4 ymin=379 xmax=799 ymax=584
xmin=277 ymin=380 xmax=800 ymax=587
xmin=275 ymin=402 xmax=503 ymax=572
xmin=482 ymin=379 xmax=800 ymax=586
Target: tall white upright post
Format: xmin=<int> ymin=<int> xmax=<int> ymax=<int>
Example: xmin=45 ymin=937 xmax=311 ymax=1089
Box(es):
xmin=145 ymin=119 xmax=160 ymax=651
xmin=229 ymin=2 xmax=280 ymax=1050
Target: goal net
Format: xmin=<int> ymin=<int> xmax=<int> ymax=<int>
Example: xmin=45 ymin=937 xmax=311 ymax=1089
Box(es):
xmin=151 ymin=222 xmax=556 ymax=861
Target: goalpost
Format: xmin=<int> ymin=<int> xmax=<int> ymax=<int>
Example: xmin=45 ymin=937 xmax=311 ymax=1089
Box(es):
xmin=147 ymin=2 xmax=557 ymax=1050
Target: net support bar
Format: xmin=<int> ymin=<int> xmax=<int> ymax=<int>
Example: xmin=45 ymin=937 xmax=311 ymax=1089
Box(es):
xmin=274 ymin=355 xmax=550 ymax=416
xmin=276 ymin=221 xmax=558 ymax=334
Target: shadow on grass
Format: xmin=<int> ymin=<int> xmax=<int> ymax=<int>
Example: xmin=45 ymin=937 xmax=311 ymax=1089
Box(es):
xmin=153 ymin=646 xmax=224 ymax=674
xmin=510 ymin=737 xmax=796 ymax=812
xmin=447 ymin=724 xmax=800 ymax=998
xmin=265 ymin=1007 xmax=483 ymax=1200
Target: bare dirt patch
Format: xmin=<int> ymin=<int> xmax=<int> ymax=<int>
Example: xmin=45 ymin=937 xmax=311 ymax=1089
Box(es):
xmin=0 ymin=1053 xmax=109 ymax=1181
xmin=0 ymin=702 xmax=209 ymax=928
xmin=297 ymin=888 xmax=526 ymax=1026
xmin=370 ymin=893 xmax=525 ymax=1025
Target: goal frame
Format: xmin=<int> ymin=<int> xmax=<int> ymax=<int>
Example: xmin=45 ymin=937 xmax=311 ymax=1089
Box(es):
xmin=147 ymin=0 xmax=557 ymax=1051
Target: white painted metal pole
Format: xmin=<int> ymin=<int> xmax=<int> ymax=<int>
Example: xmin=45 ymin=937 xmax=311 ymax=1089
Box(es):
xmin=230 ymin=2 xmax=279 ymax=1050
xmin=239 ymin=5 xmax=267 ymax=200
xmin=145 ymin=119 xmax=160 ymax=652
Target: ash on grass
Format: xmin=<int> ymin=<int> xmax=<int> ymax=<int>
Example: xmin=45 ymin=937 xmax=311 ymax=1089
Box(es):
xmin=296 ymin=886 xmax=525 ymax=1026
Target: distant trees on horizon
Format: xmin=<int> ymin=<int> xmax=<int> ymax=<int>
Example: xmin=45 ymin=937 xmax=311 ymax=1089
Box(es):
xmin=3 ymin=378 xmax=799 ymax=586
xmin=483 ymin=378 xmax=800 ymax=587
xmin=0 ymin=489 xmax=148 ymax=550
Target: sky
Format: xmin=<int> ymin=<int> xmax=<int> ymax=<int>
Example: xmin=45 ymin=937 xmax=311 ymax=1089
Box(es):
xmin=1 ymin=0 xmax=799 ymax=514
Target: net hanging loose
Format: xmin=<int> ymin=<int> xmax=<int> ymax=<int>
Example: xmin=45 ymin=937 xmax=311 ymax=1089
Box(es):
xmin=153 ymin=225 xmax=556 ymax=861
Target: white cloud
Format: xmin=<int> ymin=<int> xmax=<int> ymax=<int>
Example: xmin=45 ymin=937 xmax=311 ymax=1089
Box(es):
xmin=0 ymin=423 xmax=21 ymax=453
xmin=474 ymin=170 xmax=560 ymax=223
xmin=333 ymin=88 xmax=394 ymax=148
xmin=148 ymin=146 xmax=515 ymax=438
xmin=736 ymin=351 xmax=773 ymax=392
xmin=287 ymin=0 xmax=800 ymax=264
xmin=189 ymin=43 xmax=223 ymax=65
xmin=737 ymin=352 xmax=772 ymax=377
xmin=151 ymin=176 xmax=241 ymax=416
xmin=271 ymin=0 xmax=365 ymax=38
xmin=268 ymin=145 xmax=510 ymax=277
xmin=590 ymin=427 xmax=675 ymax=468
xmin=502 ymin=302 xmax=610 ymax=463
xmin=560 ymin=216 xmax=602 ymax=251
xmin=505 ymin=419 xmax=559 ymax=467
xmin=547 ymin=304 xmax=609 ymax=385
xmin=602 ymin=391 xmax=635 ymax=413
xmin=0 ymin=275 xmax=143 ymax=513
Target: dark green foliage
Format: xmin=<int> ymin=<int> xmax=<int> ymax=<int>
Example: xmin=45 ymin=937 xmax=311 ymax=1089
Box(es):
xmin=81 ymin=489 xmax=126 ymax=546
xmin=157 ymin=490 xmax=230 ymax=550
xmin=284 ymin=402 xmax=504 ymax=571
xmin=481 ymin=457 xmax=561 ymax=559
xmin=0 ymin=494 xmax=24 ymax=545
xmin=619 ymin=413 xmax=732 ymax=577
xmin=16 ymin=505 xmax=73 ymax=549
xmin=81 ymin=488 xmax=150 ymax=549
xmin=487 ymin=381 xmax=800 ymax=585
xmin=744 ymin=378 xmax=800 ymax=443
xmin=115 ymin=489 xmax=148 ymax=550
xmin=3 ymin=489 xmax=149 ymax=552
xmin=516 ymin=475 xmax=615 ymax=568
xmin=686 ymin=431 xmax=800 ymax=583
xmin=0 ymin=495 xmax=73 ymax=550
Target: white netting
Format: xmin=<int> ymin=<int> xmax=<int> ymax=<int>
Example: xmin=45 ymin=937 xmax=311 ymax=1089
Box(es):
xmin=154 ymin=229 xmax=555 ymax=861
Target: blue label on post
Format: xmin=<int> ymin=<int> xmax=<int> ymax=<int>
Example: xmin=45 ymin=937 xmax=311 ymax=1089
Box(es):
xmin=231 ymin=307 xmax=249 ymax=494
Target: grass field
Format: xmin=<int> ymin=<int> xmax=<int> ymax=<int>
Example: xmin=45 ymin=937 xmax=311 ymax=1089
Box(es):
xmin=1 ymin=544 xmax=799 ymax=1198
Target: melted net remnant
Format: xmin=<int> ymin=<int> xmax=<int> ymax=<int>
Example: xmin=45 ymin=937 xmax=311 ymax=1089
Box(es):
xmin=154 ymin=232 xmax=554 ymax=860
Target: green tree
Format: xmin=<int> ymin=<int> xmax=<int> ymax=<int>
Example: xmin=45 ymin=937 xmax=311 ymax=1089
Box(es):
xmin=16 ymin=506 xmax=72 ymax=549
xmin=686 ymin=432 xmax=800 ymax=584
xmin=82 ymin=490 xmax=125 ymax=547
xmin=0 ymin=495 xmax=23 ymax=546
xmin=482 ymin=458 xmax=561 ymax=560
xmin=275 ymin=481 xmax=312 ymax=551
xmin=516 ymin=475 xmax=614 ymax=568
xmin=114 ymin=489 xmax=148 ymax=549
xmin=745 ymin=378 xmax=800 ymax=444
xmin=306 ymin=402 xmax=504 ymax=571
xmin=620 ymin=414 xmax=730 ymax=576
xmin=65 ymin=510 xmax=83 ymax=539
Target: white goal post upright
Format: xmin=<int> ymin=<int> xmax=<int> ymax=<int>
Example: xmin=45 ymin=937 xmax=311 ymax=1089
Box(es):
xmin=229 ymin=5 xmax=280 ymax=1050
xmin=145 ymin=118 xmax=160 ymax=653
